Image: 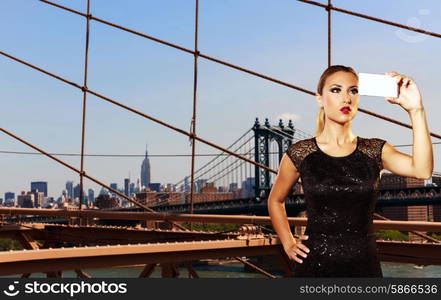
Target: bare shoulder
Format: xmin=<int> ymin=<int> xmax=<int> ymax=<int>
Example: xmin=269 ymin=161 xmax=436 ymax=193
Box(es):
xmin=380 ymin=140 xmax=403 ymax=157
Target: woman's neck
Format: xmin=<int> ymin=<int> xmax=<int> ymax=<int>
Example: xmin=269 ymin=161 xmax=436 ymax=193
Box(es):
xmin=317 ymin=122 xmax=356 ymax=145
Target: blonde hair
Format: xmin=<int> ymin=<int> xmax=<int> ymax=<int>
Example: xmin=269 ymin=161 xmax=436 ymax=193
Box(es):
xmin=315 ymin=65 xmax=358 ymax=136
xmin=315 ymin=107 xmax=326 ymax=137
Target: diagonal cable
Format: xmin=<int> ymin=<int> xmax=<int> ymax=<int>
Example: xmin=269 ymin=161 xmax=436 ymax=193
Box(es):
xmin=298 ymin=0 xmax=441 ymax=39
xmin=0 ymin=127 xmax=189 ymax=231
xmin=36 ymin=0 xmax=441 ymax=139
xmin=0 ymin=49 xmax=277 ymax=174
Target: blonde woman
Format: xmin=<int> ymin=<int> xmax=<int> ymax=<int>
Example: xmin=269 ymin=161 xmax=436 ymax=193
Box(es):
xmin=268 ymin=65 xmax=433 ymax=277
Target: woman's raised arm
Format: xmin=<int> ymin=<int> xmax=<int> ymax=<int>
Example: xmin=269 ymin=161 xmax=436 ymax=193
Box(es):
xmin=381 ymin=72 xmax=433 ymax=180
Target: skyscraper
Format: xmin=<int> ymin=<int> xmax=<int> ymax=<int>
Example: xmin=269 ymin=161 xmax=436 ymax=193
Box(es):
xmin=88 ymin=189 xmax=95 ymax=203
xmin=30 ymin=190 xmax=45 ymax=208
xmin=109 ymin=183 xmax=118 ymax=197
xmin=183 ymin=176 xmax=190 ymax=193
xmin=73 ymin=184 xmax=82 ymax=199
xmin=195 ymin=179 xmax=207 ymax=193
xmin=129 ymin=182 xmax=136 ymax=195
xmin=140 ymin=144 xmax=151 ymax=189
xmin=148 ymin=183 xmax=161 ymax=192
xmin=31 ymin=181 xmax=48 ymax=197
xmin=4 ymin=192 xmax=15 ymax=202
xmin=124 ymin=178 xmax=130 ymax=196
xmin=110 ymin=183 xmax=118 ymax=191
xmin=66 ymin=181 xmax=74 ymax=198
xmin=99 ymin=187 xmax=109 ymax=196
xmin=241 ymin=177 xmax=255 ymax=198
xmin=4 ymin=192 xmax=15 ymax=206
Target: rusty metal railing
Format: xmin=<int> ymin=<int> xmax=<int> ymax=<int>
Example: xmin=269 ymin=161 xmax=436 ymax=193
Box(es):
xmin=1 ymin=207 xmax=441 ymax=233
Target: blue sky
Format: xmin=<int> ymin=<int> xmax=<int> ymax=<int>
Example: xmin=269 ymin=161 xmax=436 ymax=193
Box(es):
xmin=1 ymin=0 xmax=440 ymax=198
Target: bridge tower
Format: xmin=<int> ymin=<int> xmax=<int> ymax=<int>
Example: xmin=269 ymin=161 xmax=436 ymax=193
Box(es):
xmin=252 ymin=117 xmax=295 ymax=200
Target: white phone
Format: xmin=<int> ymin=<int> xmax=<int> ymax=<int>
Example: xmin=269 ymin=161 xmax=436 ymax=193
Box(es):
xmin=358 ymin=73 xmax=398 ymax=98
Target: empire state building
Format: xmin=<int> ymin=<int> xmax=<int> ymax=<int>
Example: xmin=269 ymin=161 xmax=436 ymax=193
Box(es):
xmin=140 ymin=145 xmax=151 ymax=189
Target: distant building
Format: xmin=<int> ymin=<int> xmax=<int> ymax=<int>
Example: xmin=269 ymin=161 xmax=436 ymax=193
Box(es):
xmin=66 ymin=181 xmax=74 ymax=198
xmin=4 ymin=200 xmax=15 ymax=207
xmin=195 ymin=179 xmax=207 ymax=193
xmin=165 ymin=183 xmax=175 ymax=192
xmin=181 ymin=176 xmax=190 ymax=193
xmin=148 ymin=183 xmax=161 ymax=193
xmin=99 ymin=187 xmax=109 ymax=196
xmin=29 ymin=190 xmax=45 ymax=208
xmin=129 ymin=182 xmax=136 ymax=195
xmin=109 ymin=183 xmax=118 ymax=196
xmin=45 ymin=197 xmax=55 ymax=208
xmin=94 ymin=194 xmax=119 ymax=209
xmin=124 ymin=178 xmax=130 ymax=196
xmin=17 ymin=191 xmax=34 ymax=208
xmin=4 ymin=192 xmax=15 ymax=203
xmin=378 ymin=172 xmax=441 ymax=241
xmin=241 ymin=177 xmax=255 ymax=198
xmin=73 ymin=184 xmax=82 ymax=199
xmin=88 ymin=189 xmax=95 ymax=203
xmin=3 ymin=192 xmax=15 ymax=207
xmin=140 ymin=145 xmax=151 ymax=189
xmin=379 ymin=172 xmax=441 ymax=189
xmin=136 ymin=178 xmax=141 ymax=193
xmin=31 ymin=181 xmax=48 ymax=197
xmin=217 ymin=186 xmax=229 ymax=193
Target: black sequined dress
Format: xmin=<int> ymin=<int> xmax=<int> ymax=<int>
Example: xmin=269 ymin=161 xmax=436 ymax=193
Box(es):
xmin=285 ymin=136 xmax=386 ymax=277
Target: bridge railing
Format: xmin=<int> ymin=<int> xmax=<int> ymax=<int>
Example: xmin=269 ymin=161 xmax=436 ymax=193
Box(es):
xmin=1 ymin=207 xmax=440 ymax=234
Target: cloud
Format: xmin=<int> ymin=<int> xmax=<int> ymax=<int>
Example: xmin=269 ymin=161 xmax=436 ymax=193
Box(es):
xmin=276 ymin=113 xmax=301 ymax=123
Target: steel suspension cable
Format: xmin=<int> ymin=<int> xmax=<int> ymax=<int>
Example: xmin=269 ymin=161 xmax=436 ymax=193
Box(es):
xmin=179 ymin=136 xmax=254 ymax=186
xmin=173 ymin=129 xmax=253 ymax=187
xmin=327 ymin=0 xmax=332 ymax=67
xmin=0 ymin=50 xmax=277 ymax=174
xmin=298 ymin=0 xmax=441 ymax=39
xmin=189 ymin=0 xmax=200 ymax=220
xmin=0 ymin=127 xmax=186 ymax=230
xmin=36 ymin=0 xmax=440 ymax=139
xmin=1 ymin=1 xmax=439 ymax=214
xmin=79 ymin=0 xmax=91 ymax=211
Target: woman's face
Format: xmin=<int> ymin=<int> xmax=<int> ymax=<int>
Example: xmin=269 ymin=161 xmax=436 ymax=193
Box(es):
xmin=316 ymin=71 xmax=359 ymax=125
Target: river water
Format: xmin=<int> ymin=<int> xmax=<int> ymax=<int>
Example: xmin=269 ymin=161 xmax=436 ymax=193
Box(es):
xmin=3 ymin=262 xmax=440 ymax=278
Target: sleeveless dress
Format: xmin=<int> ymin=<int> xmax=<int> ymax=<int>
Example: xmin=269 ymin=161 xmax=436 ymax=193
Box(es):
xmin=285 ymin=136 xmax=386 ymax=277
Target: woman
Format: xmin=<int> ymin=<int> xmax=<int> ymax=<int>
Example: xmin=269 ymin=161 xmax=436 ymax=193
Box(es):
xmin=267 ymin=65 xmax=433 ymax=277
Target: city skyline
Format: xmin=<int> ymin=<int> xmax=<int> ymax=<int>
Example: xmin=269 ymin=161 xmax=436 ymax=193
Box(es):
xmin=1 ymin=144 xmax=258 ymax=200
xmin=1 ymin=0 xmax=440 ymax=198
xmin=2 ymin=175 xmax=257 ymax=204
xmin=2 ymin=167 xmax=438 ymax=208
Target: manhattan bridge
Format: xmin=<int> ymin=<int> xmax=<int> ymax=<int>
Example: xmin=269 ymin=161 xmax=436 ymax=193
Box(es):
xmin=0 ymin=0 xmax=440 ymax=278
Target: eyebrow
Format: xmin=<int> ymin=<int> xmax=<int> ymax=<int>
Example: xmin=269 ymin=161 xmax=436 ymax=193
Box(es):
xmin=330 ymin=84 xmax=358 ymax=88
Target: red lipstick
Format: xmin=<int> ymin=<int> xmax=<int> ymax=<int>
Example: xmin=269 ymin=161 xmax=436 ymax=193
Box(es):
xmin=340 ymin=106 xmax=351 ymax=114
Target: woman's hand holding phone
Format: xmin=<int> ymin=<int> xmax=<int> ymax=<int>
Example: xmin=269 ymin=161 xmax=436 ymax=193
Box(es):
xmin=384 ymin=71 xmax=423 ymax=113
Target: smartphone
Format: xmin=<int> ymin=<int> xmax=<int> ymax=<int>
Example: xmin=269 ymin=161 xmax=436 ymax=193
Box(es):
xmin=358 ymin=73 xmax=398 ymax=98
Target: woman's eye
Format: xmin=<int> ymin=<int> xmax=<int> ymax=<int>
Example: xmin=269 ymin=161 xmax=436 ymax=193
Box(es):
xmin=351 ymin=89 xmax=358 ymax=94
xmin=330 ymin=88 xmax=340 ymax=93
